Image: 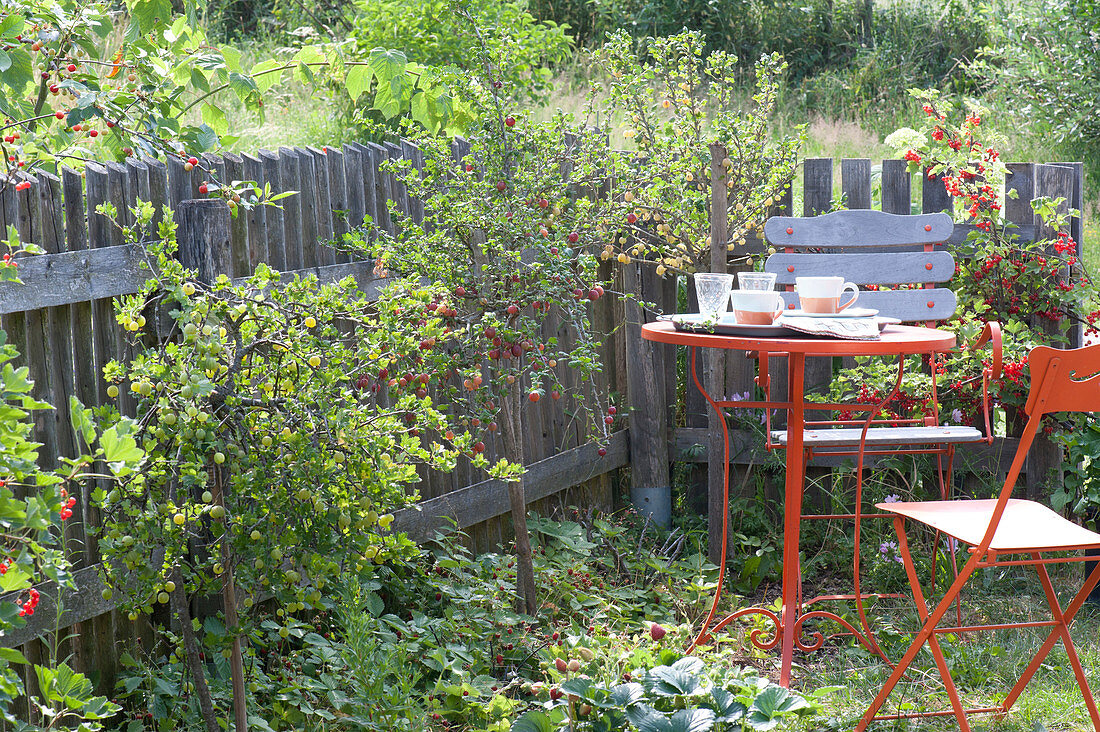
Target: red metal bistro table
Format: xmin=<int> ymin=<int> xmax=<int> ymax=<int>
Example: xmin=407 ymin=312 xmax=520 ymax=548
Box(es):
xmin=641 ymin=321 xmax=956 ymax=687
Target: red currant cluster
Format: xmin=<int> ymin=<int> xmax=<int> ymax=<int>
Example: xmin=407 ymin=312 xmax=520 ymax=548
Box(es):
xmin=59 ymin=488 xmax=76 ymax=521
xmin=17 ymin=588 xmax=40 ymax=617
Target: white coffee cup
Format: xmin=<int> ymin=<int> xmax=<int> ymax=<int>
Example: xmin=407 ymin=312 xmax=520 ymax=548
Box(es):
xmin=795 ymin=276 xmax=859 ymax=314
xmin=729 ymin=290 xmax=783 ymax=325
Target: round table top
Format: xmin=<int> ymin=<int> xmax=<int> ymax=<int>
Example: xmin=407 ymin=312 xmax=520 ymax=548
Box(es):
xmin=641 ymin=320 xmax=956 ymax=356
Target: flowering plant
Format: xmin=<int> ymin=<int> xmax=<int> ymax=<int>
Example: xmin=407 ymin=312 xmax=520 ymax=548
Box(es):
xmin=882 ymin=91 xmax=1098 ymax=420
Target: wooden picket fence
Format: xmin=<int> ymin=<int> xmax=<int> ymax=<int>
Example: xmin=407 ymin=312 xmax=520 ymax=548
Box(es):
xmin=0 ymin=143 xmax=1084 ymax=700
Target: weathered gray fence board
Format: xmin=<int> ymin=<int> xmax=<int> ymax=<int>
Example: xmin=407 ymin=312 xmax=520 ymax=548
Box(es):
xmin=326 ymin=147 xmax=351 ymax=264
xmin=307 ymin=147 xmax=336 ymax=266
xmin=241 ymin=154 xmax=267 ymax=272
xmin=222 ymin=153 xmax=249 ymax=278
xmin=278 ymin=147 xmax=304 ymax=271
xmin=258 ymin=150 xmax=287 ymax=271
xmin=841 ymin=158 xmax=871 ymax=210
xmin=881 ymin=159 xmax=911 ymax=215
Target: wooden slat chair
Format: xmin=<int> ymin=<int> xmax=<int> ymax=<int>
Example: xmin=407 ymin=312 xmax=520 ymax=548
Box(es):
xmin=859 ymin=343 xmax=1100 ymax=731
xmin=759 ymin=209 xmax=1003 ymax=657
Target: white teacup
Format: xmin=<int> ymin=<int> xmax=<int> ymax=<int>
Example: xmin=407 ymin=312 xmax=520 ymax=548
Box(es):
xmin=795 ymin=276 xmax=859 ymax=314
xmin=729 ymin=290 xmax=783 ymax=325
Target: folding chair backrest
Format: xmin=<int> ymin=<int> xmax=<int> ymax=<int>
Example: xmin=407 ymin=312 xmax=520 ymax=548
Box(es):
xmin=1024 ymin=344 xmax=1100 ymax=418
xmin=762 ymin=210 xmax=956 ymax=323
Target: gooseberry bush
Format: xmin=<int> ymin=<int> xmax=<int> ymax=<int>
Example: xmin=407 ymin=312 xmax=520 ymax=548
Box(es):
xmin=591 ymin=30 xmax=804 ymax=274
xmin=363 ymin=20 xmax=620 ymax=615
xmin=93 ymin=201 xmax=473 ymax=726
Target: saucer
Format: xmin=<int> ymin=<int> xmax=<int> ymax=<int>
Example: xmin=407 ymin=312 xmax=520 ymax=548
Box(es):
xmin=781 ymin=308 xmax=879 ymax=319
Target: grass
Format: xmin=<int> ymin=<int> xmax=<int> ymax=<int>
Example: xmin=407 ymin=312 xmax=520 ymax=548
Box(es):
xmin=791 ymin=573 xmax=1100 ymax=730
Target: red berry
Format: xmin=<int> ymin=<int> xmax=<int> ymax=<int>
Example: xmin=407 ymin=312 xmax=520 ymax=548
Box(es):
xmin=607 ymin=406 xmax=617 ymax=415
xmin=188 ymin=156 xmax=198 ymax=166
xmin=507 ymin=304 xmax=519 ymax=316
xmin=551 ymin=390 xmax=561 ymax=400
xmin=54 ymin=111 xmax=64 ymax=120
xmin=538 ymin=198 xmax=548 ymax=209
xmin=66 ymin=64 xmax=76 ymax=72
xmin=72 ymin=124 xmax=81 ymax=131
xmin=567 ymin=231 xmax=579 ymax=243
xmin=649 ymin=623 xmax=667 ymax=641
xmin=554 ymin=658 xmax=568 ymax=673
xmin=528 ymin=392 xmax=540 ymax=403
xmin=597 ymin=447 xmax=607 ymax=457
xmin=106 ymin=120 xmax=115 ymax=128
xmin=505 ymin=116 xmax=515 ymax=127
xmin=473 ymin=441 xmax=485 ymax=453
xmin=48 ymin=84 xmax=58 ymax=93
xmin=198 ymin=183 xmax=209 ymax=194
xmin=626 ymin=213 xmax=637 ymax=224
xmin=496 ymin=180 xmax=506 ymax=192
xmin=604 ymin=415 xmax=614 ymax=424
xmin=588 ymin=289 xmax=600 ymax=301
xmin=88 ymin=129 xmax=98 ymax=137
xmin=464 ymin=163 xmax=473 ymax=172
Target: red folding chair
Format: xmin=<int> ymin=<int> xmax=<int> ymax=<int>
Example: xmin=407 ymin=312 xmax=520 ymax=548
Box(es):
xmin=859 ymin=342 xmax=1100 ymax=731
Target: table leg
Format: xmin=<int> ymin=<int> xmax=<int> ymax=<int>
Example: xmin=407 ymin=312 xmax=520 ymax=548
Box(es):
xmin=780 ymin=352 xmax=806 ymax=687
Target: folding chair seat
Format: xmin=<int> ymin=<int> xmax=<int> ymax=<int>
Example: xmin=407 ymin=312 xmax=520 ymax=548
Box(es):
xmin=859 ymin=343 xmax=1100 ymax=731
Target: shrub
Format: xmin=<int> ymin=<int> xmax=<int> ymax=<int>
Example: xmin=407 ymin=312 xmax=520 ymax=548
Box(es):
xmin=94 ymin=201 xmax=466 ymax=727
xmin=346 ymin=0 xmax=571 ymax=104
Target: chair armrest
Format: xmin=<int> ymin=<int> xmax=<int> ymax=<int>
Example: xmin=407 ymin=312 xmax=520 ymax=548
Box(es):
xmin=971 ymin=320 xmax=1002 ymax=383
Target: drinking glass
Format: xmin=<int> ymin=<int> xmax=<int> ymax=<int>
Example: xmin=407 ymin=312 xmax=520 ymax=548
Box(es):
xmin=694 ymin=273 xmax=735 ymax=317
xmin=738 ymin=272 xmax=777 ymax=291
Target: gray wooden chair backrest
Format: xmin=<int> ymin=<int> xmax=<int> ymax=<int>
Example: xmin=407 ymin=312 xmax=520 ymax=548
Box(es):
xmin=762 ymin=210 xmax=956 ymax=323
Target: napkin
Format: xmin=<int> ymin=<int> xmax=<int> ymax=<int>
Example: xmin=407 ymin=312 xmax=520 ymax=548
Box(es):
xmin=778 ymin=316 xmax=881 ymax=340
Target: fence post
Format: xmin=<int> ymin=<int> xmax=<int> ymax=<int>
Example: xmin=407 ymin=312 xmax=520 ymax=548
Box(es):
xmin=705 ymin=143 xmax=729 ymax=562
xmin=178 ymin=199 xmax=231 ymax=283
xmin=623 ymin=259 xmax=671 ymax=527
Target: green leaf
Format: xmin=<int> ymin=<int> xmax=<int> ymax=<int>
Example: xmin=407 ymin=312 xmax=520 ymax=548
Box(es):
xmin=710 ymin=688 xmax=747 ymax=723
xmin=746 ymin=686 xmax=809 ymax=731
xmin=227 ymin=72 xmax=258 ymax=100
xmin=368 ymin=48 xmax=407 ymax=89
xmin=0 ymin=51 xmax=10 ymax=74
xmin=221 ymin=46 xmax=242 ymax=73
xmin=646 ymin=663 xmax=702 ymax=697
xmin=68 ymin=398 xmax=94 ymax=446
xmin=126 ymin=0 xmax=173 ymax=34
xmin=669 ymin=708 xmax=715 ymax=732
xmin=627 ymin=704 xmax=671 ymax=732
xmin=0 ymin=48 xmax=32 ymax=92
xmin=99 ymin=425 xmax=142 ymax=476
xmin=510 ymin=711 xmax=558 ymax=732
xmin=0 ymin=16 xmax=23 ymax=38
xmin=560 ymin=677 xmax=593 ymax=699
xmin=364 ymin=591 xmax=383 ymax=617
xmin=0 ymin=564 xmax=31 ymax=593
xmin=250 ymin=59 xmax=283 ymax=93
xmin=610 ymin=682 xmax=645 ymax=707
xmin=345 ymin=64 xmax=372 ymax=102
xmin=0 ymin=648 xmax=27 ymax=665
xmin=201 ymin=103 xmax=228 ymax=137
